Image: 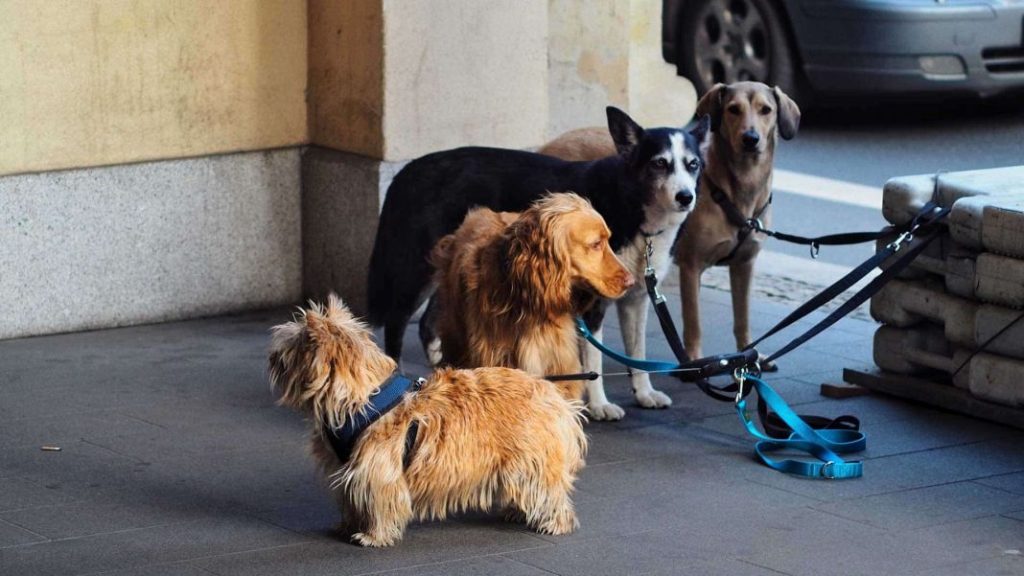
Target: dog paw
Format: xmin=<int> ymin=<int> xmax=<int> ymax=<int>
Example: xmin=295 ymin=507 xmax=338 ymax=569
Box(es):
xmin=426 ymin=338 xmax=443 ymax=367
xmin=759 ymin=356 xmax=779 ymax=373
xmin=352 ymin=531 xmax=397 ymax=547
xmin=536 ymin=511 xmax=579 ymax=536
xmin=635 ymin=389 xmax=672 ymax=409
xmin=588 ymin=402 xmax=625 ymax=421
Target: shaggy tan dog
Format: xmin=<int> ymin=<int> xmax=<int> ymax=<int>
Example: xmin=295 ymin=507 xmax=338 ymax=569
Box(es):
xmin=430 ymin=193 xmax=634 ymax=402
xmin=269 ymin=295 xmax=587 ymax=547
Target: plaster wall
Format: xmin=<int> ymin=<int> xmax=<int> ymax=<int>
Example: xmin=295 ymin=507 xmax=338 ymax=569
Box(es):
xmin=0 ymin=0 xmax=308 ymax=177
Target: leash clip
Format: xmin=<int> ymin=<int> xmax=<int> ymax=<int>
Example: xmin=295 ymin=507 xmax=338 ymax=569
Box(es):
xmin=809 ymin=242 xmax=820 ymax=259
xmin=732 ymin=361 xmax=761 ymax=403
xmin=746 ymin=218 xmax=764 ymax=233
xmin=644 ymin=238 xmax=655 ymax=274
xmin=887 ymin=231 xmax=913 ymax=252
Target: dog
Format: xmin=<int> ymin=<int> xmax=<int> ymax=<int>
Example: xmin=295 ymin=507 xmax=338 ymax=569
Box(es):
xmin=367 ymin=107 xmax=709 ymax=420
xmin=269 ymin=295 xmax=587 ymax=547
xmin=675 ymin=82 xmax=799 ymax=365
xmin=430 ymin=193 xmax=634 ymax=403
xmin=539 ymin=82 xmax=799 ymax=369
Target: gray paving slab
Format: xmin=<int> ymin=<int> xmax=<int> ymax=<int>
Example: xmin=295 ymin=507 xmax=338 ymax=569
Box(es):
xmin=911 ymin=554 xmax=1024 ymax=576
xmin=86 ymin=564 xmax=220 ymax=576
xmin=0 ymin=518 xmax=45 ymax=548
xmin=368 ymin=555 xmax=552 ymax=576
xmin=977 ymin=472 xmax=1024 ymax=496
xmin=0 ymin=517 xmax=305 ymax=576
xmin=1 ymin=286 xmax=1022 ymax=576
xmin=813 ymin=481 xmax=1024 ymax=531
xmin=902 ymin=515 xmax=1024 ymax=567
xmin=194 ymin=523 xmax=550 ymax=576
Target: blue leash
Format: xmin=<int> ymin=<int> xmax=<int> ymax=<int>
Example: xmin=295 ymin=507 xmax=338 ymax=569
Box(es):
xmin=737 ymin=375 xmax=864 ymax=479
xmin=575 ymin=317 xmax=865 ymax=479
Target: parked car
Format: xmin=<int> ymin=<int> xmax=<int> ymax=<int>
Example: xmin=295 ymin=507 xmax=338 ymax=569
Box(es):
xmin=662 ymin=0 xmax=1024 ymax=103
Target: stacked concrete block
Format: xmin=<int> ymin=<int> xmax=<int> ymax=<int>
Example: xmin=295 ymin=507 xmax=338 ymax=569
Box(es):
xmin=871 ymin=166 xmax=1024 ymax=408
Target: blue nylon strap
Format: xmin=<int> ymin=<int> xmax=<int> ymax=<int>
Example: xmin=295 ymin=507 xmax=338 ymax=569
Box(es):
xmin=575 ymin=317 xmax=683 ymax=373
xmin=737 ymin=376 xmax=865 ymax=479
xmin=576 ymin=318 xmax=866 ymax=479
xmin=324 ymin=372 xmax=414 ymax=464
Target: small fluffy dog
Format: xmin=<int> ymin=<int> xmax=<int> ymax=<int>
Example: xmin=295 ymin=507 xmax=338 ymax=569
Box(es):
xmin=269 ymin=295 xmax=587 ymax=547
xmin=430 ymin=193 xmax=634 ymax=402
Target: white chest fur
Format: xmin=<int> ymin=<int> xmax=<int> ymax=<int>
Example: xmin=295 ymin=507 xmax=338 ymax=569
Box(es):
xmin=617 ymin=218 xmax=684 ymax=291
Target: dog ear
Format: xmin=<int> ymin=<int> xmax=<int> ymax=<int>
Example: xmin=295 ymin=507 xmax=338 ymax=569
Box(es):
xmin=695 ymin=83 xmax=726 ymax=132
xmin=507 ymin=202 xmax=573 ymax=316
xmin=606 ymin=107 xmax=644 ymax=156
xmin=773 ymin=86 xmax=801 ymax=140
xmin=688 ymin=114 xmax=712 ymax=157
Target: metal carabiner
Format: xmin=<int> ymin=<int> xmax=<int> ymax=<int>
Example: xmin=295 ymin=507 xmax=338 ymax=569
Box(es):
xmin=887 ymin=231 xmax=913 ymax=252
xmin=732 ymin=367 xmax=748 ymax=403
xmin=809 ymin=242 xmax=821 ymax=259
xmin=644 ymin=238 xmax=655 ymax=274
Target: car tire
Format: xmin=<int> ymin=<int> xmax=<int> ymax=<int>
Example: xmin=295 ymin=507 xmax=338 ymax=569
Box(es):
xmin=676 ymin=0 xmax=802 ymax=100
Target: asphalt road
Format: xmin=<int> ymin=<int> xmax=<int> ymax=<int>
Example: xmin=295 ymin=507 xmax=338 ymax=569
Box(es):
xmin=764 ymin=101 xmax=1024 ymax=269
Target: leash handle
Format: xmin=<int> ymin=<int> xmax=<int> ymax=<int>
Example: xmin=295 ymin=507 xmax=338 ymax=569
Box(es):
xmin=737 ymin=375 xmax=865 ymax=479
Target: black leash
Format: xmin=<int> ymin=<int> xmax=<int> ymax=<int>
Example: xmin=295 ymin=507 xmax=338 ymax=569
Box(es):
xmin=747 ymin=202 xmax=948 ymax=356
xmin=708 ymin=177 xmax=906 ymax=261
xmin=743 ymin=202 xmax=950 ymax=437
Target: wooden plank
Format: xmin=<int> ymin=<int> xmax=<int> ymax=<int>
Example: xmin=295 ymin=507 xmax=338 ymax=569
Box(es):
xmin=844 ymin=367 xmax=1024 ymax=430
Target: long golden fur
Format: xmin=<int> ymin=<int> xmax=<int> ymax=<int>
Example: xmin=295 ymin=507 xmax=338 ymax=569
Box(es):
xmin=269 ymin=295 xmax=587 ymax=547
xmin=430 ymin=193 xmax=633 ymax=402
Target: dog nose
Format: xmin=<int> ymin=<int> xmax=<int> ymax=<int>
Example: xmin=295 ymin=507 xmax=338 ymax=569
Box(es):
xmin=742 ymin=130 xmax=761 ymax=150
xmin=675 ymin=191 xmax=694 ymax=207
xmin=622 ymin=271 xmax=636 ymax=289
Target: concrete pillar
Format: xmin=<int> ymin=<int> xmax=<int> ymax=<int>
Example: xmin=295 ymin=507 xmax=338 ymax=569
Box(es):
xmin=547 ymin=0 xmax=697 ymax=136
xmin=303 ymin=0 xmax=550 ymax=315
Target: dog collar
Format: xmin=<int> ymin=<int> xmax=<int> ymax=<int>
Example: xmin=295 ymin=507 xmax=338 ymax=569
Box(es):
xmin=641 ymin=228 xmax=665 ymax=238
xmin=323 ymin=371 xmax=420 ymax=466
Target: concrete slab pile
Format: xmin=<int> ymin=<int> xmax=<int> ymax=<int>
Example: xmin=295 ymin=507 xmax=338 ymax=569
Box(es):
xmin=862 ymin=166 xmax=1024 ymax=414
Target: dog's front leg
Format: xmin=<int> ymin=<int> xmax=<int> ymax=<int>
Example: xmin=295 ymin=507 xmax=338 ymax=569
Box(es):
xmin=729 ymin=260 xmax=754 ymax=351
xmin=729 ymin=258 xmax=777 ymax=371
xmin=582 ymin=325 xmax=626 ymax=421
xmin=679 ymin=260 xmax=704 ymax=360
xmin=617 ymin=292 xmax=671 ymax=409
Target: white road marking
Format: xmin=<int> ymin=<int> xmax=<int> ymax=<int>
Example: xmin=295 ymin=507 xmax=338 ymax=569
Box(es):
xmin=773 ymin=168 xmax=882 ymax=210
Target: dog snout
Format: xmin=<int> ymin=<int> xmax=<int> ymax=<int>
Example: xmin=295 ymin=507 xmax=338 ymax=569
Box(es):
xmin=675 ymin=190 xmax=694 ymax=208
xmin=741 ymin=130 xmax=761 ymax=150
xmin=622 ymin=270 xmax=636 ymax=290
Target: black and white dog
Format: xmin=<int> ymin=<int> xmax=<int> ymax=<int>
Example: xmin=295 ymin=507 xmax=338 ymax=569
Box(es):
xmin=366 ymin=108 xmax=709 ymax=420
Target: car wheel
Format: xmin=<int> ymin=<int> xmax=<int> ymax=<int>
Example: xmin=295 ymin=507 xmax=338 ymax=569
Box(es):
xmin=677 ymin=0 xmax=800 ymax=98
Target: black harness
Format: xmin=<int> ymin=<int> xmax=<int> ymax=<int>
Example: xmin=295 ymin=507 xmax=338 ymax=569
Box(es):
xmin=706 ymin=177 xmax=772 ymax=265
xmin=322 ymin=371 xmax=422 ymax=469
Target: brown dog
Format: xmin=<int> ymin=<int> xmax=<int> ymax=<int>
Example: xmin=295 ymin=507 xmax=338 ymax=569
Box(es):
xmin=430 ymin=193 xmax=634 ymax=402
xmin=539 ymin=82 xmax=799 ymax=366
xmin=269 ymin=295 xmax=587 ymax=546
xmin=675 ymin=82 xmax=799 ymax=364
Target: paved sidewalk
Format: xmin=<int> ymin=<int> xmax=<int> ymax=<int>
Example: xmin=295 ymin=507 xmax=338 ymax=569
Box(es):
xmin=1 ymin=280 xmax=1023 ymax=576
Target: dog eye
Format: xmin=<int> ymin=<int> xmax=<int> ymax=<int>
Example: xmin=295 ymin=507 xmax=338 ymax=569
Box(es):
xmin=727 ymin=105 xmax=741 ymax=115
xmin=686 ymin=158 xmax=700 ymax=172
xmin=760 ymin=106 xmax=773 ymax=115
xmin=651 ymin=158 xmax=668 ymax=170
xmin=589 ymin=241 xmax=602 ymax=251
